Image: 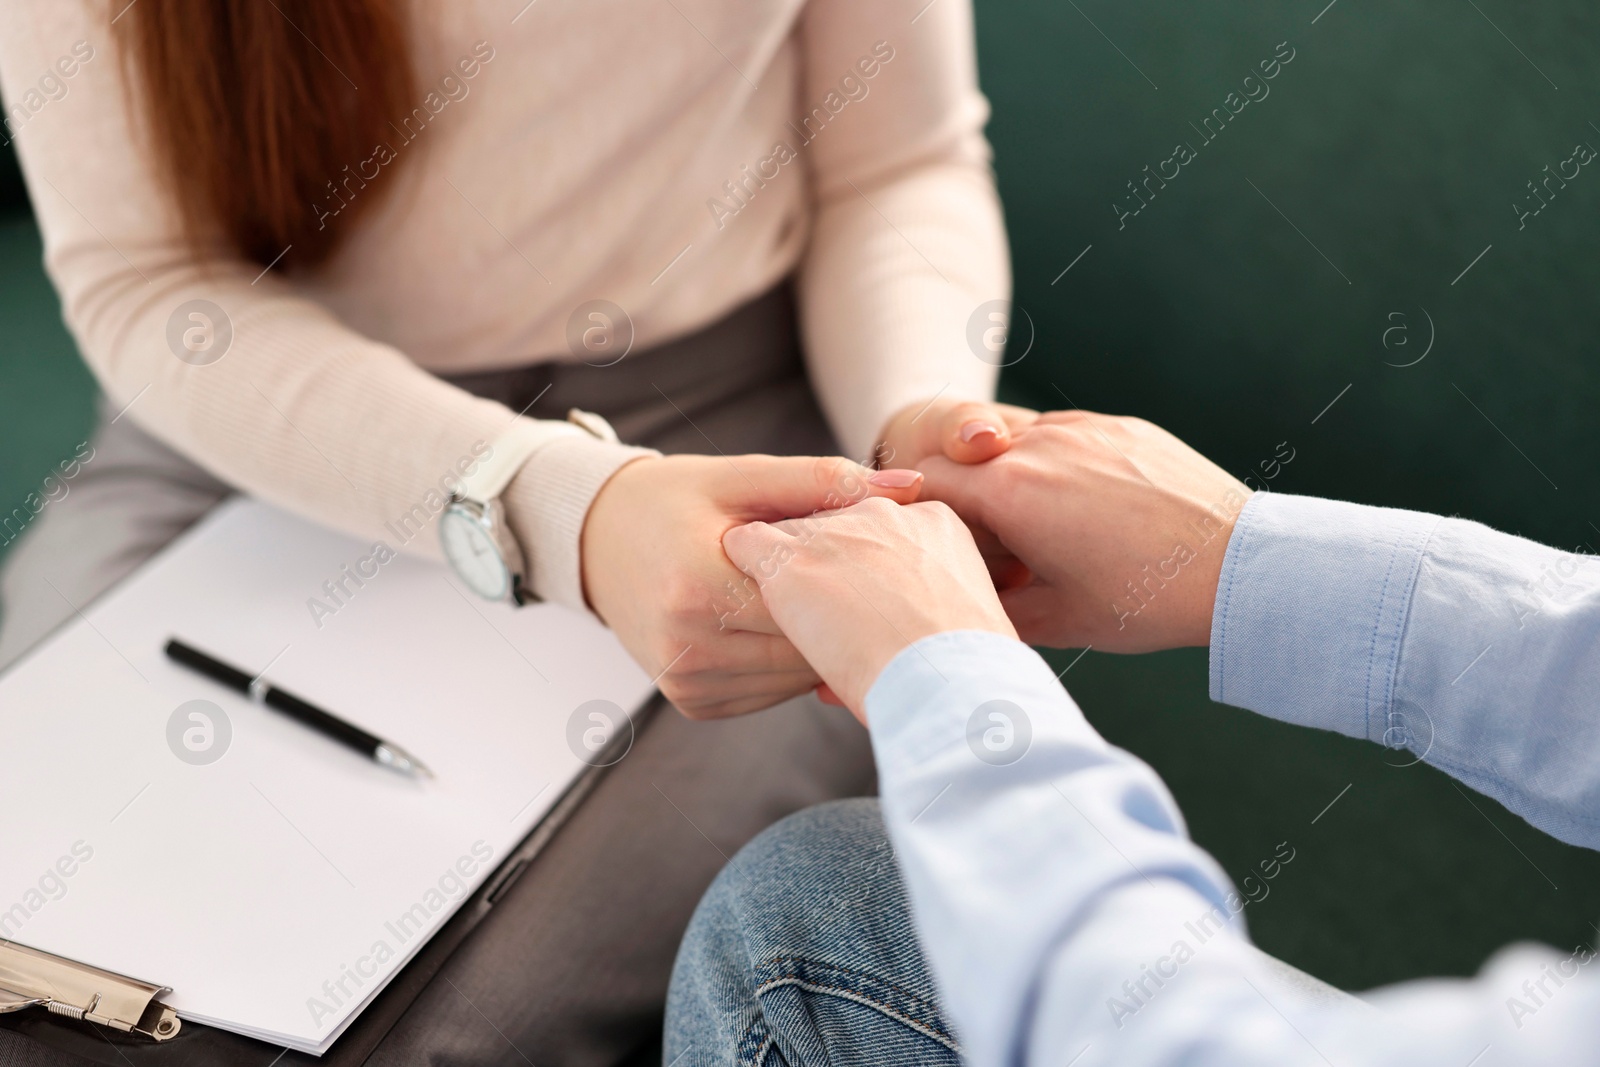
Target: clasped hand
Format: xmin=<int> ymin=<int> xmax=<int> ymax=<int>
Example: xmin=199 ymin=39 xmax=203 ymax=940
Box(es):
xmin=578 ymin=395 xmax=1033 ymax=719
xmin=723 ymin=411 xmax=1254 ymax=720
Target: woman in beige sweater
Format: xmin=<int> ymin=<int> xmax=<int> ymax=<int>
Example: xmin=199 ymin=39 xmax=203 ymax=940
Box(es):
xmin=0 ymin=0 xmax=1017 ymax=1059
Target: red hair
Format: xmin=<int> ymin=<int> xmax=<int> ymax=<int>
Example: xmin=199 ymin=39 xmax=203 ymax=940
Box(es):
xmin=114 ymin=0 xmax=414 ymax=269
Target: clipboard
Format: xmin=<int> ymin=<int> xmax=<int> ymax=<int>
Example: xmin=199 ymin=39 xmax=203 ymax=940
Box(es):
xmin=0 ymin=498 xmax=659 ymax=1060
xmin=0 ymin=698 xmax=659 ymax=1065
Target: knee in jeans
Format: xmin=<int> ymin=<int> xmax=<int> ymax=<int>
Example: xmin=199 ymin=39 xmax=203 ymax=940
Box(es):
xmin=732 ymin=798 xmax=890 ymax=892
xmin=695 ymin=799 xmax=897 ymax=946
xmin=738 ymin=798 xmax=886 ymax=871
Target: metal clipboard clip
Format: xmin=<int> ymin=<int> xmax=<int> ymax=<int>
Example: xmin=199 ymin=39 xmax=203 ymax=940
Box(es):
xmin=0 ymin=940 xmax=180 ymax=1041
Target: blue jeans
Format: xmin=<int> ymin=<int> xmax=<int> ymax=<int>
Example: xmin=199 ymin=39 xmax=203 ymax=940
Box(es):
xmin=665 ymin=799 xmax=962 ymax=1066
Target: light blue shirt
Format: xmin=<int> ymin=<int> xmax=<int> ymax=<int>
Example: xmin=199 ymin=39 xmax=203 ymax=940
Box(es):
xmin=865 ymin=492 xmax=1600 ymax=1067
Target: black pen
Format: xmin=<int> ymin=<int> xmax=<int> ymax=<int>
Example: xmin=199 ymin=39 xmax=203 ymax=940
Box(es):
xmin=164 ymin=638 xmax=433 ymax=778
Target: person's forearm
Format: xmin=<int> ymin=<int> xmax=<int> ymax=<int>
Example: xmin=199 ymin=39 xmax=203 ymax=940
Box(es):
xmin=866 ymin=632 xmax=1600 ymax=1067
xmin=866 ymin=632 xmax=1247 ymax=1065
xmin=796 ymin=0 xmax=1008 ymax=461
xmin=864 ymin=633 xmax=1352 ymax=1067
xmin=799 ymin=164 xmax=1006 ymax=460
xmin=62 ymin=254 xmax=644 ymax=609
xmin=1211 ymin=493 xmax=1600 ymax=849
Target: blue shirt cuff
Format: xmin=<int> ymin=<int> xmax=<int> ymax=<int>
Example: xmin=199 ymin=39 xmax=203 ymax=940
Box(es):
xmin=1208 ymin=492 xmax=1442 ymax=743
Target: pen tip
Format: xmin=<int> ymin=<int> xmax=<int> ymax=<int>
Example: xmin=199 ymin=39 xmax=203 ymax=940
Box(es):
xmin=376 ymin=744 xmax=434 ymax=780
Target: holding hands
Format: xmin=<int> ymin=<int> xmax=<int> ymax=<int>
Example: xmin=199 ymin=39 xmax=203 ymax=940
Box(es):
xmin=722 ymin=498 xmax=1016 ymax=719
xmin=581 ymin=395 xmax=1247 ymax=721
xmin=720 ymin=410 xmax=1254 ymax=717
xmin=917 ymin=411 xmax=1252 ymax=653
xmin=577 ymin=395 xmax=1028 ymax=719
xmin=580 ymin=453 xmax=925 ymax=719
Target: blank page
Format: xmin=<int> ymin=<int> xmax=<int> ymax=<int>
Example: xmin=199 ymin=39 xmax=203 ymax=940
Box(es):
xmin=0 ymin=499 xmax=654 ymax=1053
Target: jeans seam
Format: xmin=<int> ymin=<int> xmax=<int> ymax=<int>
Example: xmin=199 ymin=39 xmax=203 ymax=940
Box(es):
xmin=734 ymin=1016 xmax=778 ymax=1067
xmin=754 ymin=976 xmax=962 ymax=1054
xmin=754 ymin=957 xmax=961 ymax=1052
xmin=761 ymin=956 xmax=933 ymax=1007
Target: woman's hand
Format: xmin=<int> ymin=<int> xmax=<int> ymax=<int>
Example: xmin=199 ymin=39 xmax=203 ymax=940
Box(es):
xmin=581 ymin=454 xmax=925 ymax=719
xmin=916 ymin=411 xmax=1252 ymax=653
xmin=876 ymin=396 xmax=1039 ymax=469
xmin=722 ymin=498 xmax=1016 ymax=721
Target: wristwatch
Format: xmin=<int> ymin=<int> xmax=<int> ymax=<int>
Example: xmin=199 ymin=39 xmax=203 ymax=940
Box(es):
xmin=440 ymin=410 xmax=619 ymax=605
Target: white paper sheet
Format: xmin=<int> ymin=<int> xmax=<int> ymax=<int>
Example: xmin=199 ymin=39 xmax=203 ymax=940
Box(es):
xmin=0 ymin=499 xmax=654 ymax=1053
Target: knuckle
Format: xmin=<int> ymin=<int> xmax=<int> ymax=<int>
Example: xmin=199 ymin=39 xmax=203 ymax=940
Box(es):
xmin=857 ymin=495 xmax=896 ymax=515
xmin=1044 ymin=415 xmax=1093 ymax=443
xmin=813 ymin=454 xmax=848 ymax=484
xmin=815 ymin=455 xmax=864 ymax=498
xmin=662 ymin=673 xmax=713 ymax=709
xmin=671 ymin=644 xmax=712 ymax=675
xmin=660 ymin=574 xmax=706 ymax=620
xmin=987 ymin=455 xmax=1029 ymax=493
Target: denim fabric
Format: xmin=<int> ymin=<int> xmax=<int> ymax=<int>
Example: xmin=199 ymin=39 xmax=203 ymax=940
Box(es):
xmin=665 ymin=799 xmax=961 ymax=1067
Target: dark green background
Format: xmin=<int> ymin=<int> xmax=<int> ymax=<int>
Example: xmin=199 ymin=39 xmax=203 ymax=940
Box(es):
xmin=1 ymin=0 xmax=1596 ymax=992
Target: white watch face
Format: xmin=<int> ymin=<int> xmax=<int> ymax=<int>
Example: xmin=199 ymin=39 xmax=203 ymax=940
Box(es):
xmin=441 ymin=505 xmax=511 ymax=601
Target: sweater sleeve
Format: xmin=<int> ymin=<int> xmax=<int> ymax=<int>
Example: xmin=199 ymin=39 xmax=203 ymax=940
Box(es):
xmin=795 ymin=0 xmax=1010 ymax=463
xmin=0 ymin=0 xmax=645 ymax=611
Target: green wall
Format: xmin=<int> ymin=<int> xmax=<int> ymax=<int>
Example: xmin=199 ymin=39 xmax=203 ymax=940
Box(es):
xmin=0 ymin=181 xmax=97 ymax=556
xmin=980 ymin=0 xmax=1600 ymax=989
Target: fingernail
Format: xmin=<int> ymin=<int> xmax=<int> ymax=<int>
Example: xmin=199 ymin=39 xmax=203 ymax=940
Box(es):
xmin=960 ymin=421 xmax=1002 ymax=444
xmin=868 ymin=468 xmax=922 ymax=488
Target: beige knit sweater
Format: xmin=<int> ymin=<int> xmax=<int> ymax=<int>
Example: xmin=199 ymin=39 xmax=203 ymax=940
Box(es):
xmin=0 ymin=0 xmax=1008 ymax=611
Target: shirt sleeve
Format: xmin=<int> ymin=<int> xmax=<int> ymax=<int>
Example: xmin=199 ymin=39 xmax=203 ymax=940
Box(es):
xmin=0 ymin=0 xmax=647 ymax=612
xmin=1210 ymin=492 xmax=1600 ymax=849
xmin=867 ymin=630 xmax=1600 ymax=1067
xmin=795 ymin=0 xmax=1009 ymax=462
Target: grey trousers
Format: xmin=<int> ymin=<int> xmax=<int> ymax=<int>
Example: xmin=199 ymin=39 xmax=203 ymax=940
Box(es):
xmin=0 ymin=285 xmax=877 ymax=1066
